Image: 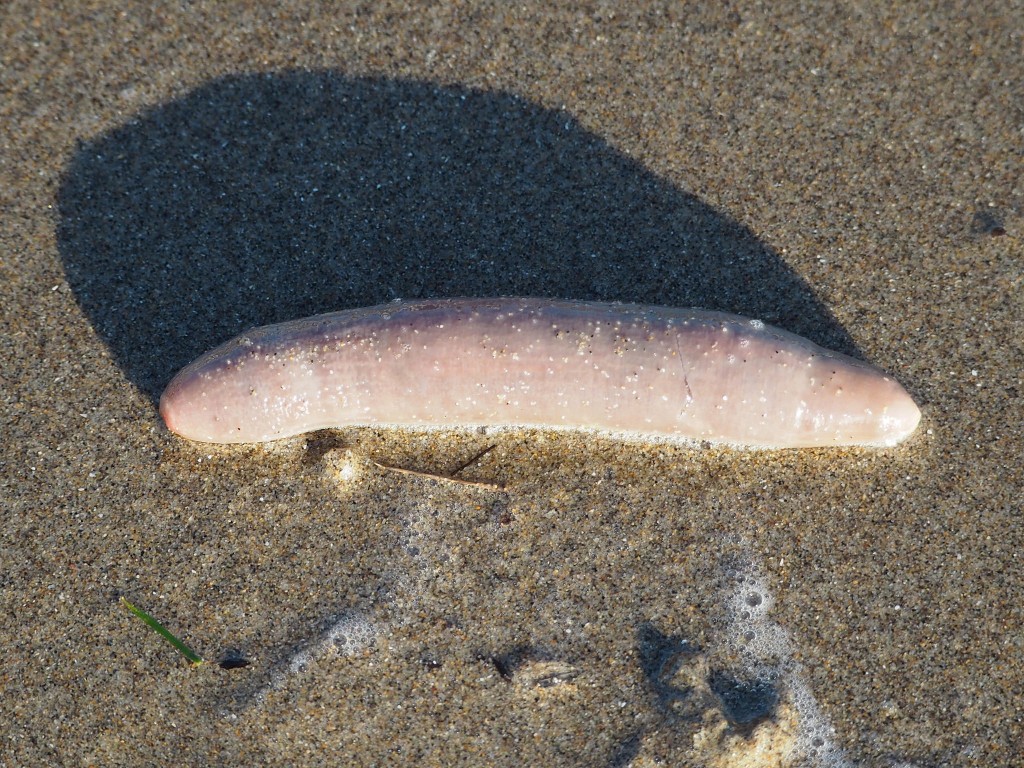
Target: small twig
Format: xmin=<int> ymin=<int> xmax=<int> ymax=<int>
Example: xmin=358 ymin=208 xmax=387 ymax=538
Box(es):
xmin=368 ymin=457 xmax=505 ymax=491
xmin=448 ymin=444 xmax=497 ymax=477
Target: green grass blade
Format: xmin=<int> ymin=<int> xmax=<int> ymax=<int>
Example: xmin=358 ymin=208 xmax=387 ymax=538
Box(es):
xmin=121 ymin=597 xmax=205 ymax=665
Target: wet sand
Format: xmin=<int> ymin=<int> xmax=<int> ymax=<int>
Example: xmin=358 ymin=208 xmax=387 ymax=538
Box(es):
xmin=1 ymin=2 xmax=1020 ymax=766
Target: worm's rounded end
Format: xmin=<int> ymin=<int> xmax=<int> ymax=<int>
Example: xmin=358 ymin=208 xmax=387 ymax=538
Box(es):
xmin=878 ymin=385 xmax=922 ymax=446
xmin=158 ymin=379 xmax=182 ymax=437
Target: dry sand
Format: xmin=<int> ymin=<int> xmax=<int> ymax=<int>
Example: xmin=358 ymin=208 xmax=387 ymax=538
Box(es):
xmin=1 ymin=2 xmax=1020 ymax=766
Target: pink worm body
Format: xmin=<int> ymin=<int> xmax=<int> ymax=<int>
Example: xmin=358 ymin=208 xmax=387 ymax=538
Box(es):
xmin=159 ymin=298 xmax=921 ymax=448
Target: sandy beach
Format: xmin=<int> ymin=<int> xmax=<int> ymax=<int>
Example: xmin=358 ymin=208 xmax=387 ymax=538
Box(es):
xmin=1 ymin=2 xmax=1020 ymax=765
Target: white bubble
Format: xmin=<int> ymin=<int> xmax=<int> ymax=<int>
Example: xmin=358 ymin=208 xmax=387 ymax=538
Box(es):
xmin=260 ymin=612 xmax=381 ymax=698
xmin=717 ymin=557 xmax=851 ymax=766
xmin=323 ymin=613 xmax=377 ymax=656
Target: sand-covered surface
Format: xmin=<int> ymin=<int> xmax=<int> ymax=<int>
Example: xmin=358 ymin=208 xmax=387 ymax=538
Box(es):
xmin=1 ymin=3 xmax=1020 ymax=766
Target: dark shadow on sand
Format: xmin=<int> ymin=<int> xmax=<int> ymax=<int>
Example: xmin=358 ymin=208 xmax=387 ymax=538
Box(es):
xmin=58 ymin=72 xmax=858 ymax=400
